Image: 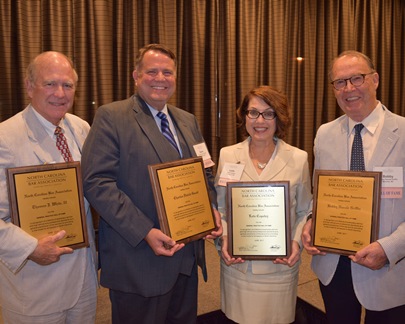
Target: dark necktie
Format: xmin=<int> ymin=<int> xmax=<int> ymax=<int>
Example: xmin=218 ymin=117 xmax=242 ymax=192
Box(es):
xmin=350 ymin=123 xmax=365 ymax=171
xmin=55 ymin=126 xmax=73 ymax=162
xmin=157 ymin=111 xmax=180 ymax=155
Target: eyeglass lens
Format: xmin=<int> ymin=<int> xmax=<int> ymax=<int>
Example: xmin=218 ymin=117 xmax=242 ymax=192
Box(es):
xmin=331 ymin=72 xmax=373 ymax=90
xmin=246 ymin=110 xmax=276 ymax=120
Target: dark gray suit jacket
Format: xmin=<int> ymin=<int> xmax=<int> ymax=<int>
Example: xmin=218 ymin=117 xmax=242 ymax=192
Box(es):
xmin=82 ymin=94 xmax=216 ymax=297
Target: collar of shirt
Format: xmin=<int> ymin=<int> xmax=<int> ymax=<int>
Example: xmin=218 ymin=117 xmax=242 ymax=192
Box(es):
xmin=31 ymin=106 xmax=64 ymax=139
xmin=146 ymin=103 xmax=183 ymax=157
xmin=348 ymin=101 xmax=384 ymax=136
xmin=146 ymin=104 xmax=179 ymax=137
xmin=31 ymin=106 xmax=80 ymax=161
xmin=146 ymin=103 xmax=169 ymax=125
xmin=348 ymin=101 xmax=384 ymax=168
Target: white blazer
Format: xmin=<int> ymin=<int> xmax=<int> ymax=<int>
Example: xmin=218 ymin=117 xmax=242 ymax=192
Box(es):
xmin=215 ymin=138 xmax=312 ymax=274
xmin=312 ymin=107 xmax=405 ymax=311
xmin=0 ymin=105 xmax=97 ymax=315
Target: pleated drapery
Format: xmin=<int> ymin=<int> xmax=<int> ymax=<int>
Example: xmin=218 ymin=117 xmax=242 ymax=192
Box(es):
xmin=1 ymin=0 xmax=404 ymax=171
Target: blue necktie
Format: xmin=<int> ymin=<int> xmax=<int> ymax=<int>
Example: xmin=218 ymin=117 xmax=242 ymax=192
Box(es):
xmin=157 ymin=111 xmax=180 ymax=155
xmin=350 ymin=124 xmax=365 ymax=171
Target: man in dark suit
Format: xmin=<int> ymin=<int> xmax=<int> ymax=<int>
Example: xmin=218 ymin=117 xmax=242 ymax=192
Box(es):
xmin=81 ymin=44 xmax=222 ymax=323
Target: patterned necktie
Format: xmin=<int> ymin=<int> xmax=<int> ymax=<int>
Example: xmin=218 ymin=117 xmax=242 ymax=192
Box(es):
xmin=350 ymin=123 xmax=365 ymax=171
xmin=157 ymin=111 xmax=180 ymax=155
xmin=55 ymin=126 xmax=73 ymax=162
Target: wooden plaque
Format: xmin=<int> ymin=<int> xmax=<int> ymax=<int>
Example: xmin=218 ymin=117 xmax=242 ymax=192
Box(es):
xmin=7 ymin=162 xmax=89 ymax=249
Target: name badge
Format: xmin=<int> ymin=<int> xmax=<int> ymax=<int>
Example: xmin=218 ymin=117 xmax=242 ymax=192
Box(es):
xmin=373 ymin=166 xmax=403 ymax=198
xmin=217 ymin=162 xmax=245 ymax=186
xmin=193 ymin=142 xmax=215 ymax=168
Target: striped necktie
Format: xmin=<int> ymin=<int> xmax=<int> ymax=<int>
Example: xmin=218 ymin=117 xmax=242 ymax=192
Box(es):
xmin=157 ymin=111 xmax=180 ymax=155
xmin=350 ymin=123 xmax=365 ymax=171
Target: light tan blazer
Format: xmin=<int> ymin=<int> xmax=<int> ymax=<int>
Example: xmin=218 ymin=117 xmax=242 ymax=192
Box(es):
xmin=312 ymin=107 xmax=405 ymax=310
xmin=0 ymin=105 xmax=97 ymax=315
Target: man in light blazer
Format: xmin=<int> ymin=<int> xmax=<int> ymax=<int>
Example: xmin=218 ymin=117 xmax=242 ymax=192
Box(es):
xmin=81 ymin=44 xmax=222 ymax=324
xmin=302 ymin=50 xmax=405 ymax=323
xmin=0 ymin=51 xmax=97 ymax=323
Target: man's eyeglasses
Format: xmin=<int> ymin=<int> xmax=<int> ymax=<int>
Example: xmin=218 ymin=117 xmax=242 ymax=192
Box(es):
xmin=246 ymin=110 xmax=276 ymax=120
xmin=330 ymin=72 xmax=374 ymax=91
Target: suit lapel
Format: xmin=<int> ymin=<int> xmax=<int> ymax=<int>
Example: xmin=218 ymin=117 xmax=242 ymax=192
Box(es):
xmin=369 ymin=109 xmax=399 ymax=168
xmin=23 ymin=106 xmax=62 ymax=164
xmin=262 ymin=140 xmax=293 ymax=179
xmin=231 ymin=140 xmax=256 ymax=181
xmin=335 ymin=116 xmax=351 ymax=169
xmin=64 ymin=116 xmax=87 ymax=154
xmin=331 ymin=109 xmax=398 ymax=171
xmin=133 ymin=96 xmax=180 ymax=162
xmin=168 ymin=106 xmax=195 ymax=158
xmin=233 ymin=139 xmax=294 ymax=181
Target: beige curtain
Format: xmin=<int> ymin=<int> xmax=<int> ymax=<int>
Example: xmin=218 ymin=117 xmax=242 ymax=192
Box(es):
xmin=1 ymin=0 xmax=404 ymax=172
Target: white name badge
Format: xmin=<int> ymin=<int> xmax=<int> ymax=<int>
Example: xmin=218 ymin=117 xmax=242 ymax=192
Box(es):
xmin=218 ymin=162 xmax=245 ymax=186
xmin=373 ymin=166 xmax=403 ymax=198
xmin=193 ymin=142 xmax=215 ymax=168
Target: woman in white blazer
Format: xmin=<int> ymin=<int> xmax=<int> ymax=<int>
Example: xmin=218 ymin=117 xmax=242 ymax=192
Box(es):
xmin=215 ymin=85 xmax=312 ymax=324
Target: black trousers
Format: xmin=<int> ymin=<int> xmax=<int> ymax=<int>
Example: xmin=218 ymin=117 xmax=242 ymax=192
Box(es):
xmin=109 ymin=266 xmax=198 ymax=324
xmin=319 ymin=255 xmax=405 ymax=324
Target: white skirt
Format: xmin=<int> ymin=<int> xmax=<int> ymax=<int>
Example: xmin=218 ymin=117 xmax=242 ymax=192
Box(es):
xmin=220 ymin=260 xmax=299 ymax=324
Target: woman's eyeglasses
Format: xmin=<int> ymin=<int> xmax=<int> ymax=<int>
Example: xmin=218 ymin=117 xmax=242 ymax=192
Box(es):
xmin=246 ymin=110 xmax=276 ymax=120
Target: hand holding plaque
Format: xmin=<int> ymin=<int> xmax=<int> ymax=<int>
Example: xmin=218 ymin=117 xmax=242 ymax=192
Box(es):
xmin=312 ymin=170 xmax=381 ymax=255
xmin=148 ymin=157 xmax=217 ymax=244
xmin=226 ymin=181 xmax=291 ymax=260
xmin=7 ymin=162 xmax=89 ymax=249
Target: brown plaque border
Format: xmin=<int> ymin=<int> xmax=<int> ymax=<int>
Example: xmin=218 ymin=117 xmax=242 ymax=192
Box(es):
xmin=6 ymin=162 xmax=89 ymax=249
xmin=226 ymin=181 xmax=291 ymax=260
xmin=148 ymin=157 xmax=217 ymax=244
xmin=312 ymin=170 xmax=381 ymax=255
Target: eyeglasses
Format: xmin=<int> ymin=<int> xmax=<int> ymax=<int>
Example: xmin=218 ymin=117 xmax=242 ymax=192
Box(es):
xmin=330 ymin=72 xmax=374 ymax=91
xmin=246 ymin=110 xmax=276 ymax=120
